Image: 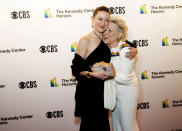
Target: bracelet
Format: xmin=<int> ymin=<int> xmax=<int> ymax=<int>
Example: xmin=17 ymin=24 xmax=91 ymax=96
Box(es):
xmin=86 ymin=72 xmax=91 ymax=78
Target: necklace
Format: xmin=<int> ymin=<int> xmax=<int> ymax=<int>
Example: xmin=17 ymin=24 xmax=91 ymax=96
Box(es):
xmin=92 ymin=31 xmax=102 ymax=40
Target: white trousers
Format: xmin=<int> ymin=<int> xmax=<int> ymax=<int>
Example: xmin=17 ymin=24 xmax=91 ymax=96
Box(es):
xmin=112 ymin=85 xmax=139 ymax=131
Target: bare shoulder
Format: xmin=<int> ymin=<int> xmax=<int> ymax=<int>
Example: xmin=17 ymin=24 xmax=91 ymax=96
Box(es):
xmin=78 ymin=35 xmax=91 ymax=48
xmin=76 ymin=34 xmax=91 ymax=58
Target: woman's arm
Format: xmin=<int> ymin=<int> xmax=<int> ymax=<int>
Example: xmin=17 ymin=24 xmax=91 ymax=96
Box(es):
xmin=71 ymin=37 xmax=91 ymax=80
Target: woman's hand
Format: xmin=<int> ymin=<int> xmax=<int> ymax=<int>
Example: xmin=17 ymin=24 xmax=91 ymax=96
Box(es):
xmin=125 ymin=47 xmax=138 ymax=60
xmin=80 ymin=71 xmax=110 ymax=80
xmin=90 ymin=72 xmax=111 ymax=80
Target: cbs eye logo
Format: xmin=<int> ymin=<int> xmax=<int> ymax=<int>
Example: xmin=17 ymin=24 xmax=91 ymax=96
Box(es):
xmin=40 ymin=45 xmax=58 ymax=53
xmin=40 ymin=46 xmax=47 ymax=53
xmin=11 ymin=11 xmax=30 ymax=19
xmin=137 ymin=102 xmax=150 ymax=110
xmin=132 ymin=40 xmax=148 ymax=47
xmin=19 ymin=81 xmax=37 ymax=89
xmin=110 ymin=7 xmax=125 ymax=14
xmin=46 ymin=111 xmax=63 ymax=119
xmin=11 ymin=12 xmax=19 ymax=19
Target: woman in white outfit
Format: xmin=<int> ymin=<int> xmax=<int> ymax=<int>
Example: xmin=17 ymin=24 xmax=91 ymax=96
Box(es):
xmin=103 ymin=16 xmax=139 ymax=131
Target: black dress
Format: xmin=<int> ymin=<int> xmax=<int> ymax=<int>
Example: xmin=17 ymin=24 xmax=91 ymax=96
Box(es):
xmin=71 ymin=40 xmax=111 ymax=131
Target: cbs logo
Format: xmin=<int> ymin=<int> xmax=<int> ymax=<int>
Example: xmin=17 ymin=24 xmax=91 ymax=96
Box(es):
xmin=137 ymin=102 xmax=150 ymax=110
xmin=40 ymin=45 xmax=58 ymax=53
xmin=133 ymin=40 xmax=148 ymax=47
xmin=11 ymin=11 xmax=30 ymax=19
xmin=110 ymin=7 xmax=125 ymax=14
xmin=46 ymin=111 xmax=63 ymax=118
xmin=19 ymin=81 xmax=37 ymax=89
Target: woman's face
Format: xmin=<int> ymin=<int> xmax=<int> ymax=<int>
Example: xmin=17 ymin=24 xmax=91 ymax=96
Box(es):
xmin=103 ymin=22 xmax=121 ymax=45
xmin=92 ymin=11 xmax=110 ymax=33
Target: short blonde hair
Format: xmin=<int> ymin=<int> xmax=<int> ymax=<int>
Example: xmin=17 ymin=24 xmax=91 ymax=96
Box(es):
xmin=109 ymin=16 xmax=128 ymax=41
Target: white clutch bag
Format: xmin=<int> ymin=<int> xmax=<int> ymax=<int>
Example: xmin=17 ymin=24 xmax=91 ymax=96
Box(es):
xmin=92 ymin=61 xmax=116 ymax=77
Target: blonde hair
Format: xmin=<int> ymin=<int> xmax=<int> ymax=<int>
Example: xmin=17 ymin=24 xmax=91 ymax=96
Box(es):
xmin=109 ymin=16 xmax=128 ymax=41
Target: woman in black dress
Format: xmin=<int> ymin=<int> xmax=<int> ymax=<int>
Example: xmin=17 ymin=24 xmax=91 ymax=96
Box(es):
xmin=71 ymin=6 xmax=112 ymax=131
xmin=71 ymin=6 xmax=137 ymax=131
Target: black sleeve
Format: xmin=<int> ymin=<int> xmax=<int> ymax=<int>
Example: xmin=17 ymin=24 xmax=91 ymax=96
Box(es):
xmin=126 ymin=40 xmax=137 ymax=48
xmin=71 ymin=54 xmax=92 ymax=81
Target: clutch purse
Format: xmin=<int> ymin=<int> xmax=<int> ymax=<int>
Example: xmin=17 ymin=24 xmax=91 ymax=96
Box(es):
xmin=92 ymin=61 xmax=115 ymax=77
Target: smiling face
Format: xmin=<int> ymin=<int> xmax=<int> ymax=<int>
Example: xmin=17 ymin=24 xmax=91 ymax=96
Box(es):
xmin=92 ymin=11 xmax=110 ymax=33
xmin=103 ymin=22 xmax=122 ymax=46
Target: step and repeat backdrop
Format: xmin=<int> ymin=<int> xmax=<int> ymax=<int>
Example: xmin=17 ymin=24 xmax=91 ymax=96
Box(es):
xmin=0 ymin=0 xmax=182 ymax=131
